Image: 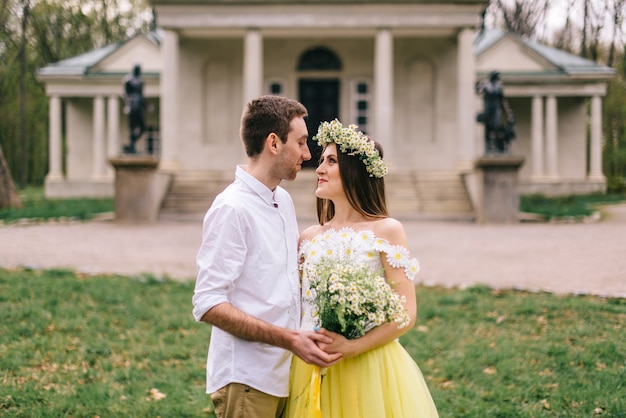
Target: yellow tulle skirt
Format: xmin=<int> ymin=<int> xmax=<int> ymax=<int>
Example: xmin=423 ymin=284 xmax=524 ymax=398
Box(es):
xmin=285 ymin=340 xmax=439 ymax=418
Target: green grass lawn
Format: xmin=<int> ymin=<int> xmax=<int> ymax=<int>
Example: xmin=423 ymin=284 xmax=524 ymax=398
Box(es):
xmin=0 ymin=188 xmax=113 ymax=223
xmin=520 ymin=192 xmax=626 ymax=220
xmin=1 ymin=269 xmax=624 ymax=417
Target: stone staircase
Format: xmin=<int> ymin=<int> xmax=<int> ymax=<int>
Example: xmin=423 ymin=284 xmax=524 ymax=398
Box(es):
xmin=159 ymin=171 xmax=234 ymax=221
xmin=386 ymin=171 xmax=475 ymax=220
xmin=159 ymin=169 xmax=475 ymax=222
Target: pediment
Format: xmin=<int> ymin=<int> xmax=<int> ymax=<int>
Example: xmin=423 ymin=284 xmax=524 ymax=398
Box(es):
xmin=89 ymin=35 xmax=161 ymax=75
xmin=477 ymin=36 xmax=557 ymax=73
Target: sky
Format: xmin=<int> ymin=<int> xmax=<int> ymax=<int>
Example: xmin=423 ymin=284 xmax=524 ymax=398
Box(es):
xmin=488 ymin=0 xmax=623 ymax=46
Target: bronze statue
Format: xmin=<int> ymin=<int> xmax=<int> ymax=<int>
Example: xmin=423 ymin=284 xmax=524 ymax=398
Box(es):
xmin=476 ymin=71 xmax=516 ymax=154
xmin=123 ymin=64 xmax=146 ymax=154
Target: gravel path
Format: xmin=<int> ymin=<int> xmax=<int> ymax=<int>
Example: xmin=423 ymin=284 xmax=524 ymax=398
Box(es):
xmin=2 ymin=204 xmax=625 ymax=298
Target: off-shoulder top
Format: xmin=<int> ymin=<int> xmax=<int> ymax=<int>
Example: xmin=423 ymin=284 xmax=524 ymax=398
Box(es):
xmin=298 ymin=227 xmax=420 ymax=331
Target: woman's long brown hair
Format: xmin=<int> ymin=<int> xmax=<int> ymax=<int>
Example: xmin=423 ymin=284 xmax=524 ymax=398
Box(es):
xmin=316 ymin=140 xmax=388 ymax=225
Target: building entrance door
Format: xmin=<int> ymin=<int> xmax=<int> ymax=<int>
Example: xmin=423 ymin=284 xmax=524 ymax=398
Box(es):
xmin=299 ymin=79 xmax=339 ymax=168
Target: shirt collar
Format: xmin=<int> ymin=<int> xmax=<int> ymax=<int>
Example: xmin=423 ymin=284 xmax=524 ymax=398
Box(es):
xmin=236 ymin=165 xmax=277 ymax=207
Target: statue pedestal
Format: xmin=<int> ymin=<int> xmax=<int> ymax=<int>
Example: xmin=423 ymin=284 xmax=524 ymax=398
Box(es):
xmin=474 ymin=155 xmax=525 ymax=224
xmin=109 ymin=156 xmax=160 ymax=223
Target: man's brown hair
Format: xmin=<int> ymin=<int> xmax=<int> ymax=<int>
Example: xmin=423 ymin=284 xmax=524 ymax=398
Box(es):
xmin=240 ymin=96 xmax=308 ymax=158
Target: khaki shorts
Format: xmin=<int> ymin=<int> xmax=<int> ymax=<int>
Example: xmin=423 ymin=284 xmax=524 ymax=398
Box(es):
xmin=211 ymin=383 xmax=287 ymax=418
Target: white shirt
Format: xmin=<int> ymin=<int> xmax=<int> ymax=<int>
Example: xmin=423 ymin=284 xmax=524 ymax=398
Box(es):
xmin=193 ymin=165 xmax=301 ymax=397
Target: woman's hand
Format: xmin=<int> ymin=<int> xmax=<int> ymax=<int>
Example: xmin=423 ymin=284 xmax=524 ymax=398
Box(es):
xmin=315 ymin=328 xmax=361 ymax=359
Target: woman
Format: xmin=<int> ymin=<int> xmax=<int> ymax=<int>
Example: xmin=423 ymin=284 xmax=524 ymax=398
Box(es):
xmin=286 ymin=119 xmax=439 ymax=417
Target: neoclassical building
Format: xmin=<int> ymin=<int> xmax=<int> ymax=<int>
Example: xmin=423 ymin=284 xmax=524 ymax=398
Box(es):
xmin=36 ymin=0 xmax=614 ymax=218
xmin=475 ymin=28 xmax=613 ymax=195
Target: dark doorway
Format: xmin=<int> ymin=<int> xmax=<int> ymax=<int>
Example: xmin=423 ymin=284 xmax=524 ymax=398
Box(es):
xmin=299 ymin=79 xmax=340 ymax=168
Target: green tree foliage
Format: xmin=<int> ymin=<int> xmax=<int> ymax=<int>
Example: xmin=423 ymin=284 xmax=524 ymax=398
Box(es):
xmin=0 ymin=0 xmax=152 ymax=187
xmin=603 ymin=58 xmax=626 ymax=192
xmin=30 ymin=0 xmax=152 ymax=66
xmin=0 ymin=48 xmax=47 ymax=186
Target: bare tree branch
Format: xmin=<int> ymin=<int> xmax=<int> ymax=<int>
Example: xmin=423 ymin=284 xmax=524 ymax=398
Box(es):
xmin=487 ymin=0 xmax=551 ymax=39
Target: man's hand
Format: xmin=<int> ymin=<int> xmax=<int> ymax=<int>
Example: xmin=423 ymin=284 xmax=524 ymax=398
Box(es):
xmin=201 ymin=303 xmax=342 ymax=367
xmin=290 ymin=330 xmax=342 ymax=368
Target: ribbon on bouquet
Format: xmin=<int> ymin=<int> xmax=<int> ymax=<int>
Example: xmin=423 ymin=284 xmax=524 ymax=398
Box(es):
xmin=308 ymin=366 xmax=322 ymax=418
xmin=292 ymin=363 xmax=322 ymax=418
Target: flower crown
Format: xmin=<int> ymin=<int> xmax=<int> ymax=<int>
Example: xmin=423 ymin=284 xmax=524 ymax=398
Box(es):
xmin=313 ymin=119 xmax=388 ymax=178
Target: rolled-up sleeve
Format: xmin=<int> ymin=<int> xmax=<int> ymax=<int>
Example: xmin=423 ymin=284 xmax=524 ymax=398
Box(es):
xmin=192 ymin=204 xmax=247 ymax=322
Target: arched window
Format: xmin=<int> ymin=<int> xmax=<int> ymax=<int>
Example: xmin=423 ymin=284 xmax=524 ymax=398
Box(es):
xmin=297 ymin=46 xmax=342 ymax=71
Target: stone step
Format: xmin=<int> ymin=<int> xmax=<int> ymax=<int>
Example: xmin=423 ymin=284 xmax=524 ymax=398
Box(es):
xmin=159 ymin=169 xmax=475 ymax=221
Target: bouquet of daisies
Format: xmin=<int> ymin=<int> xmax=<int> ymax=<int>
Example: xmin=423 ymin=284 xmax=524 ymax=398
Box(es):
xmin=307 ymin=255 xmax=410 ymax=340
xmin=292 ymin=229 xmax=416 ymax=418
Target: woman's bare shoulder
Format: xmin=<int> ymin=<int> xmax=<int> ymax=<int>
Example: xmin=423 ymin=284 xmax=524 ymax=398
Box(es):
xmin=299 ymin=224 xmax=325 ymax=242
xmin=369 ymin=217 xmax=408 ymax=245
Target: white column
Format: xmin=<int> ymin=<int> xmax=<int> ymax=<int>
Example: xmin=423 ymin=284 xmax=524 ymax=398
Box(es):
xmin=160 ymin=29 xmax=180 ymax=171
xmin=46 ymin=95 xmax=63 ymax=181
xmin=456 ymin=28 xmax=476 ymax=169
xmin=545 ymin=95 xmax=559 ymax=178
xmin=374 ymin=28 xmax=393 ymax=152
xmin=107 ymin=96 xmax=120 ymax=158
xmin=243 ymin=28 xmax=263 ymax=106
xmin=589 ymin=95 xmax=604 ymax=180
xmin=92 ymin=95 xmax=106 ymax=178
xmin=531 ymin=95 xmax=544 ymax=178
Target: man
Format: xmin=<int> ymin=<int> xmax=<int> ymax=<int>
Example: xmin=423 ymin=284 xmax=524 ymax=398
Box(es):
xmin=193 ymin=96 xmax=341 ymax=418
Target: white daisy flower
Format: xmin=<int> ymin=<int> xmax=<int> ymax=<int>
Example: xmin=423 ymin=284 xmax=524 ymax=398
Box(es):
xmin=386 ymin=245 xmax=410 ymax=268
xmin=404 ymin=258 xmax=421 ymax=280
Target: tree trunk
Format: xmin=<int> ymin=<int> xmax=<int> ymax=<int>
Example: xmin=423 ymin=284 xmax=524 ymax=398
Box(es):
xmin=607 ymin=0 xmax=625 ymax=67
xmin=0 ymin=145 xmax=22 ymax=209
xmin=19 ymin=0 xmax=30 ymax=189
xmin=581 ymin=0 xmax=589 ymax=58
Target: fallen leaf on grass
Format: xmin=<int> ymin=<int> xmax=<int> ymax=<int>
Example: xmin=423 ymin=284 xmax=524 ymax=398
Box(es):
xmin=37 ymin=362 xmax=59 ymax=373
xmin=483 ymin=366 xmax=497 ymax=375
xmin=148 ymin=388 xmax=167 ymax=401
xmin=440 ymin=380 xmax=456 ymax=389
xmin=539 ymin=368 xmax=553 ymax=376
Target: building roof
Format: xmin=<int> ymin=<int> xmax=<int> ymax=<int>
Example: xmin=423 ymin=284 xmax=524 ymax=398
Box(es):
xmin=37 ymin=31 xmax=162 ymax=78
xmin=38 ymin=27 xmax=614 ymax=82
xmin=474 ymin=28 xmax=615 ymax=79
